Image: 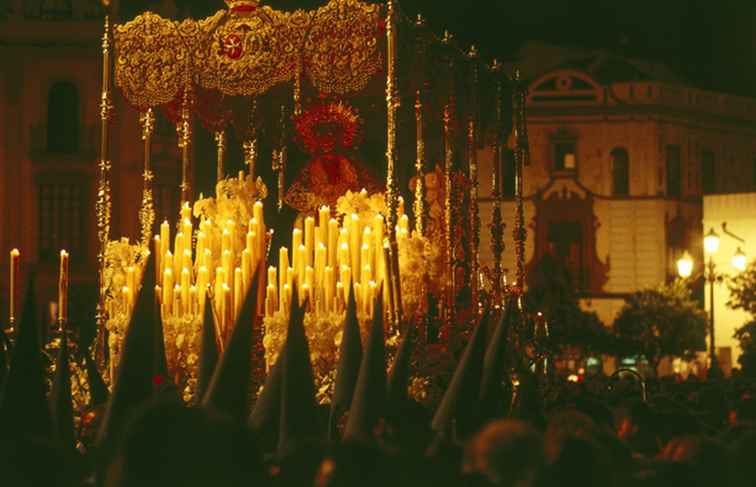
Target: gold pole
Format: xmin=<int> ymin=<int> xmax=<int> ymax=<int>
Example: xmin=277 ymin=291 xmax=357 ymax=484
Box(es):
xmin=489 ymin=60 xmax=505 ymax=300
xmin=243 ymin=97 xmax=258 ymax=180
xmin=273 ymin=104 xmax=288 ymax=211
xmin=385 ymin=0 xmax=402 ymax=325
xmin=139 ymin=109 xmax=156 ymax=248
xmin=95 ymin=11 xmax=114 ymax=381
xmin=467 ymin=45 xmax=480 ymax=306
xmin=443 ymin=102 xmax=455 ymax=333
xmin=215 ymin=130 xmax=225 ymax=183
xmin=179 ymin=77 xmax=192 ymax=205
xmin=414 ymin=90 xmax=425 ymax=236
xmin=512 ymin=69 xmax=528 ymax=293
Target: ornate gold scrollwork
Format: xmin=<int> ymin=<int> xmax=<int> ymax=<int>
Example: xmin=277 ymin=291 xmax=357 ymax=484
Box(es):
xmin=196 ymin=7 xmax=310 ymax=96
xmin=114 ymin=12 xmax=190 ymax=109
xmin=304 ymin=0 xmax=383 ymax=95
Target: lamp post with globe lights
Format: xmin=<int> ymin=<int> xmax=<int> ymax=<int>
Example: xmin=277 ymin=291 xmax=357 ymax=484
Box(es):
xmin=677 ymin=224 xmax=748 ymax=379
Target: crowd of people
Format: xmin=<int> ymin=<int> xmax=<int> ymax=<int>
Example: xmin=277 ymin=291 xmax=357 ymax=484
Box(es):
xmin=1 ymin=373 xmax=755 ymax=487
xmin=1 ymin=262 xmax=755 ymax=486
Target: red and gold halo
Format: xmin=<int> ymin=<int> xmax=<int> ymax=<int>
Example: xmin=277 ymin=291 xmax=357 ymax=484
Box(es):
xmin=294 ymin=102 xmax=363 ymax=156
xmin=224 ymin=0 xmax=259 ymax=13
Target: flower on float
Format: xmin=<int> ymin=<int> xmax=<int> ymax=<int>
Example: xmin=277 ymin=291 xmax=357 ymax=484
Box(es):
xmin=336 ymin=188 xmax=387 ymax=225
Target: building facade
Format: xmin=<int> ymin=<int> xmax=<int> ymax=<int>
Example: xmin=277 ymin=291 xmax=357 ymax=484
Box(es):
xmin=478 ymin=43 xmax=756 ymax=373
xmin=0 ymin=2 xmax=184 ymax=329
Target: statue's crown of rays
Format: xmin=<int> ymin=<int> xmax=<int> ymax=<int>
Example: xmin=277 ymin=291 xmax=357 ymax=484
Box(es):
xmin=225 ymin=0 xmax=261 ymax=10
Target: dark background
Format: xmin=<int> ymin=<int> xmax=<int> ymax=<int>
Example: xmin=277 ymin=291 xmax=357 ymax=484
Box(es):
xmin=120 ymin=0 xmax=756 ymax=97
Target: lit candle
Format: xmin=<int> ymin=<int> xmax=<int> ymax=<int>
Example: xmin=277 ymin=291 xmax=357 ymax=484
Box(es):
xmin=234 ymin=267 xmax=243 ymax=320
xmin=189 ymin=285 xmax=197 ymax=316
xmin=399 ymin=214 xmax=410 ymax=233
xmin=354 ymin=282 xmax=362 ymax=316
xmin=246 ymin=231 xmax=255 ymax=269
xmin=197 ymin=266 xmax=209 ymax=314
xmin=398 ymin=196 xmax=405 ymax=217
xmin=182 ymin=218 xmax=193 ymax=247
xmin=349 ymin=213 xmax=361 ymax=279
xmin=304 ymin=216 xmax=315 ymax=268
xmin=338 ymin=228 xmax=349 ymax=266
xmin=160 ymin=220 xmax=170 ymax=267
xmin=292 ymin=228 xmax=303 ymax=275
xmin=328 ymin=218 xmax=339 ymax=270
xmin=336 ymin=281 xmax=345 ymax=312
xmin=182 ymin=250 xmax=192 ymax=275
xmin=360 ymin=243 xmax=371 ymax=283
xmin=296 ymin=245 xmax=307 ymax=289
xmin=174 ymin=232 xmax=184 ymax=270
xmin=9 ymin=249 xmax=20 ymax=323
xmin=305 ymin=266 xmax=314 ymax=299
xmin=340 ymin=265 xmax=351 ymax=303
xmin=279 ymin=247 xmax=289 ymax=295
xmin=196 ymin=232 xmax=206 ymax=268
xmin=163 ymin=269 xmax=174 ymax=317
xmin=301 ymin=283 xmax=311 ymax=311
xmin=282 ymin=284 xmax=292 ymax=314
xmin=324 ymin=266 xmax=334 ymax=313
xmin=368 ymin=280 xmax=378 ymax=319
xmin=222 ymin=283 xmax=232 ymax=335
xmin=58 ymin=250 xmax=69 ymax=323
xmin=338 ymin=242 xmax=350 ymax=274
xmin=374 ymin=214 xmax=385 ymax=283
xmin=249 ymin=231 xmax=258 ymax=271
xmin=241 ymin=249 xmax=251 ymax=296
xmin=122 ymin=286 xmax=131 ymax=312
xmin=154 ymin=235 xmax=162 ymax=280
xmin=315 ymin=243 xmax=326 ymax=289
xmin=363 ymin=227 xmax=373 ymax=273
xmin=318 ymin=206 xmax=330 ymax=245
xmin=253 ymin=201 xmax=266 ymax=260
xmin=268 ymin=266 xmax=278 ymax=293
xmin=181 ymin=268 xmax=190 ymax=316
xmin=222 ymin=250 xmax=232 ymax=286
xmin=174 ymin=284 xmax=181 ymax=319
xmin=266 ymin=283 xmax=278 ymax=316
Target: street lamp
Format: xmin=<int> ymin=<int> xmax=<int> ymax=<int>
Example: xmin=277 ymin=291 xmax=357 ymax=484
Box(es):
xmin=678 ymin=225 xmax=747 ymax=379
xmin=676 ymin=251 xmax=694 ymax=279
xmin=732 ymin=247 xmax=747 ymax=272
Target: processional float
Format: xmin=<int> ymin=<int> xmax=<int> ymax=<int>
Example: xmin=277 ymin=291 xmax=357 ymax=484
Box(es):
xmin=12 ymin=0 xmax=533 ymax=415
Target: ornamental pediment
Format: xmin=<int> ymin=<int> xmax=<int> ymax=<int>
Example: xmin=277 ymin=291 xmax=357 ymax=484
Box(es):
xmin=527 ymin=69 xmax=603 ymax=104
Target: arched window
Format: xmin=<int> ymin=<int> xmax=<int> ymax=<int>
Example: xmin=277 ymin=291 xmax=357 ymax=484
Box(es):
xmin=611 ymin=147 xmax=629 ymax=196
xmin=47 ymin=81 xmax=79 ymax=153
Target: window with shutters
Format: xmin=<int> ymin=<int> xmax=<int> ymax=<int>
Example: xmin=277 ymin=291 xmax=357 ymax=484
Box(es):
xmin=38 ymin=182 xmax=85 ymax=261
xmin=611 ymin=147 xmax=630 ymax=196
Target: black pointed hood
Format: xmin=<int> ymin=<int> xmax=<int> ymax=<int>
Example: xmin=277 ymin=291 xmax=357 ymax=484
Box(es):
xmin=97 ymin=254 xmax=160 ymax=444
xmin=329 ymin=284 xmax=362 ymax=439
xmin=431 ymin=312 xmax=488 ymax=439
xmin=201 ymin=263 xmax=261 ymax=421
xmin=196 ymin=296 xmax=218 ymax=401
xmin=50 ymin=332 xmax=75 ymax=450
xmin=344 ymin=292 xmax=386 ymax=442
xmin=479 ymin=300 xmax=514 ymax=419
xmin=247 ymin=345 xmax=285 ymax=452
xmin=386 ymin=320 xmax=414 ymax=418
xmin=277 ymin=290 xmax=318 ymax=457
xmin=0 ymin=275 xmax=52 ymax=439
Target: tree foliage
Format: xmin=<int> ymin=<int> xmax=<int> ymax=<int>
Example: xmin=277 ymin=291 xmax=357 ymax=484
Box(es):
xmin=729 ymin=260 xmax=756 ymax=377
xmin=525 ymin=254 xmax=614 ymax=357
xmin=728 ymin=260 xmax=756 ymax=316
xmin=613 ymin=280 xmax=707 ymax=374
xmin=734 ymin=320 xmax=756 ymax=377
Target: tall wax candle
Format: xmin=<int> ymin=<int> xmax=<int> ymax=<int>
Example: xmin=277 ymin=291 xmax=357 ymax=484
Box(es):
xmin=9 ymin=249 xmax=19 ymax=323
xmin=58 ymin=250 xmax=69 ymax=323
xmin=328 ymin=218 xmax=339 ymax=270
xmin=279 ymin=247 xmax=289 ymax=295
xmin=304 ymin=216 xmax=315 ymax=268
xmin=292 ymin=228 xmax=303 ymax=275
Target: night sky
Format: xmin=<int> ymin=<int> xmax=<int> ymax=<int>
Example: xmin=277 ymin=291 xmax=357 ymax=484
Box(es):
xmin=122 ymin=0 xmax=756 ymax=97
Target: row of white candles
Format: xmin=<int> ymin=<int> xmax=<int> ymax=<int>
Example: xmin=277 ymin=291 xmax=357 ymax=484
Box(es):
xmin=8 ymin=248 xmax=69 ymax=325
xmin=264 ymin=200 xmax=412 ymax=319
xmin=149 ymin=194 xmax=267 ymax=337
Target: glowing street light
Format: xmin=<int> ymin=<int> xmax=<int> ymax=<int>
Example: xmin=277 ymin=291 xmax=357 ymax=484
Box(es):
xmin=704 ymin=228 xmax=720 ymax=254
xmin=676 ymin=252 xmax=694 ymax=279
xmin=732 ymin=247 xmax=747 ymax=271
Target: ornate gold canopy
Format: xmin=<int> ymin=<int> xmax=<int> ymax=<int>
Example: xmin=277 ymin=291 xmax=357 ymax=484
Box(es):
xmin=113 ymin=0 xmax=384 ymax=109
